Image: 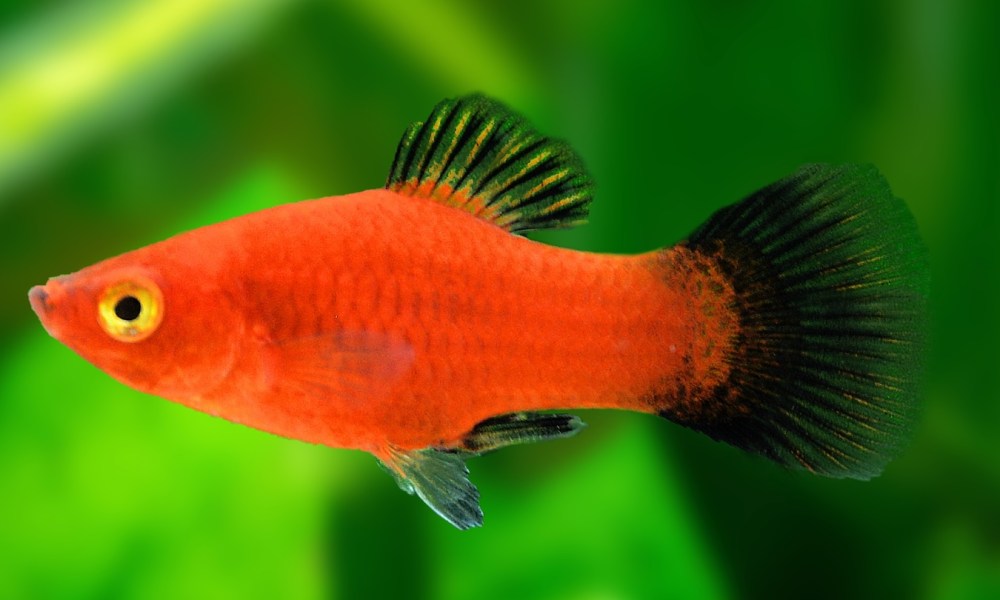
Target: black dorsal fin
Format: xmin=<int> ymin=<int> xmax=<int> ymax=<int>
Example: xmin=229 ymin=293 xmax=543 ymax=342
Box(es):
xmin=386 ymin=94 xmax=593 ymax=233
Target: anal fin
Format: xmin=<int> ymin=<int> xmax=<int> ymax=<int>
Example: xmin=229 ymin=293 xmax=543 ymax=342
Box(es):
xmin=460 ymin=412 xmax=586 ymax=453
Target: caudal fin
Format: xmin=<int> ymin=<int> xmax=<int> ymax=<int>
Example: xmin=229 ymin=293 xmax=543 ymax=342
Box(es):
xmin=661 ymin=164 xmax=928 ymax=479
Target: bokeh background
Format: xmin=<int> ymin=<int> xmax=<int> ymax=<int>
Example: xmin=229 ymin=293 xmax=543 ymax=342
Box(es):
xmin=1 ymin=1 xmax=997 ymax=598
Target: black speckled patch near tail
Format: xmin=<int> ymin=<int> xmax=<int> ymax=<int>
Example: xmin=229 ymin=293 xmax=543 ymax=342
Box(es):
xmin=664 ymin=164 xmax=928 ymax=479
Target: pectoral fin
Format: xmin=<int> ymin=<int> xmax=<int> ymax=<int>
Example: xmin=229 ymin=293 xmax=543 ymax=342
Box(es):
xmin=262 ymin=329 xmax=414 ymax=404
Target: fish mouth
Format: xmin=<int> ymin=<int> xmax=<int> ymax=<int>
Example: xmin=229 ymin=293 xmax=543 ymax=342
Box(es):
xmin=28 ymin=285 xmax=50 ymax=316
xmin=29 ymin=278 xmax=68 ymax=337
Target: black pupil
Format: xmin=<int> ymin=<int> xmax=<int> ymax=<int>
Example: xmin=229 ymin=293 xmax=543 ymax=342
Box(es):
xmin=114 ymin=296 xmax=142 ymax=321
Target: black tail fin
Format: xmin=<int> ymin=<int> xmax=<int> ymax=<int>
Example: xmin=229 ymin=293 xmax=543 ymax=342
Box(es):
xmin=663 ymin=164 xmax=928 ymax=479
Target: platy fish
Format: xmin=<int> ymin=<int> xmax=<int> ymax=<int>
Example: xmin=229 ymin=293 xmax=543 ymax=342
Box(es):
xmin=29 ymin=95 xmax=928 ymax=529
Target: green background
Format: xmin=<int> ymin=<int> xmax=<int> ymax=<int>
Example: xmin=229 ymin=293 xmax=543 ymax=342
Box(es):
xmin=1 ymin=1 xmax=997 ymax=598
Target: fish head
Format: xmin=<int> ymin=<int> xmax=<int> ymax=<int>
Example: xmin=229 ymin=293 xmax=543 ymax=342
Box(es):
xmin=29 ymin=241 xmax=244 ymax=400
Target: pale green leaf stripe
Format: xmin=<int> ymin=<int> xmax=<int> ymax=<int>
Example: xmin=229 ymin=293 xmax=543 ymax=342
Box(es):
xmin=341 ymin=0 xmax=538 ymax=100
xmin=0 ymin=0 xmax=299 ymax=200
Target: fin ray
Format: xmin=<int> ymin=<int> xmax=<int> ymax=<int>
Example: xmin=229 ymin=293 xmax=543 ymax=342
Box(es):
xmin=459 ymin=412 xmax=586 ymax=454
xmin=659 ymin=164 xmax=928 ymax=479
xmin=387 ymin=94 xmax=593 ymax=233
xmin=378 ymin=412 xmax=584 ymax=528
xmin=380 ymin=447 xmax=483 ymax=530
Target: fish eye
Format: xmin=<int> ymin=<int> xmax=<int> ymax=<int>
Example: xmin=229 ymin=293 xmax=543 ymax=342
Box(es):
xmin=114 ymin=296 xmax=142 ymax=321
xmin=98 ymin=278 xmax=164 ymax=342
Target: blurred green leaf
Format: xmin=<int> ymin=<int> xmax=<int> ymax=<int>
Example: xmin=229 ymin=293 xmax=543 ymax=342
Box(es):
xmin=0 ymin=0 xmax=298 ymax=200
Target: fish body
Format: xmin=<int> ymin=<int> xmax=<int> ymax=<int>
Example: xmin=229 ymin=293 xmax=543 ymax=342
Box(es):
xmin=36 ymin=190 xmax=716 ymax=451
xmin=30 ymin=95 xmax=928 ymax=528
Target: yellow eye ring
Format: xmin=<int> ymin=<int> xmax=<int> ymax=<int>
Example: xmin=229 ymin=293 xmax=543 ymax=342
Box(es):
xmin=98 ymin=278 xmax=164 ymax=342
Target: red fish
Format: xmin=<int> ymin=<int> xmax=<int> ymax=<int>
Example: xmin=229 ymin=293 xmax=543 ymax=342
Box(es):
xmin=29 ymin=95 xmax=928 ymax=528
